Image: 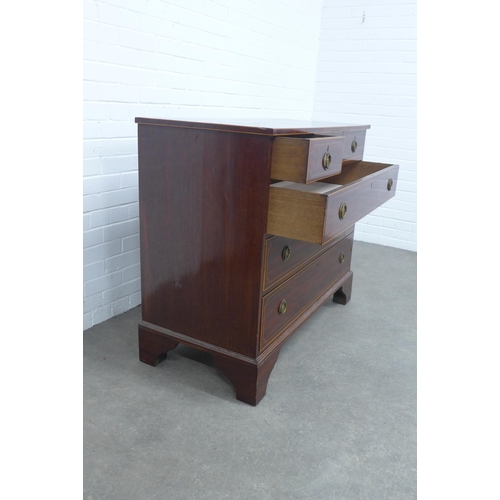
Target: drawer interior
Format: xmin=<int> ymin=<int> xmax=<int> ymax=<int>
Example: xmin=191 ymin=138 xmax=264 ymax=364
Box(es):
xmin=271 ymin=161 xmax=393 ymax=190
xmin=322 ymin=161 xmax=392 ymax=185
xmin=274 ymin=133 xmax=334 ymax=139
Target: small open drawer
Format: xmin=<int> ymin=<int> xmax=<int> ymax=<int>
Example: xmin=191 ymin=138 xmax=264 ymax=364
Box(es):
xmin=267 ymin=161 xmax=399 ymax=244
xmin=270 ymin=135 xmax=345 ymax=183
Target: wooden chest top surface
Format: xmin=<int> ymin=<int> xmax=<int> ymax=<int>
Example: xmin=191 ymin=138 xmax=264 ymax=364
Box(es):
xmin=135 ymin=117 xmax=370 ymax=136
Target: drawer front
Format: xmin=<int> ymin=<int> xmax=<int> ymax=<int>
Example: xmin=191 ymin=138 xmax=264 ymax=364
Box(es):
xmin=263 ymin=229 xmax=353 ymax=292
xmin=322 ymin=162 xmax=398 ymax=243
xmin=267 ymin=161 xmax=399 ymax=245
xmin=343 ymin=130 xmax=366 ymax=161
xmin=260 ymin=233 xmax=354 ymax=350
xmin=271 ymin=135 xmax=344 ymax=184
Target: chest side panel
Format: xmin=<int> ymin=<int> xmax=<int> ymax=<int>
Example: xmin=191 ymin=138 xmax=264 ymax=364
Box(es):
xmin=138 ymin=124 xmax=272 ymax=357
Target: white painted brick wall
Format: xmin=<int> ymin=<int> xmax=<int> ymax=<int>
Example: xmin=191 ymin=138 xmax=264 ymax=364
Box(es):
xmin=83 ymin=0 xmax=324 ymax=330
xmin=313 ymin=0 xmax=417 ymax=251
xmin=84 ymin=0 xmax=417 ymax=330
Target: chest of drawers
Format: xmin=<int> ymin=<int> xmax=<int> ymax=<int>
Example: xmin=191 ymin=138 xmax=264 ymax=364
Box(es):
xmin=135 ymin=118 xmax=398 ymax=405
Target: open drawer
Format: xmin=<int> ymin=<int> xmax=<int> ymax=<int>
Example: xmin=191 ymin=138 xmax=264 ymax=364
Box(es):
xmin=270 ymin=135 xmax=345 ymax=183
xmin=267 ymin=161 xmax=399 ymax=244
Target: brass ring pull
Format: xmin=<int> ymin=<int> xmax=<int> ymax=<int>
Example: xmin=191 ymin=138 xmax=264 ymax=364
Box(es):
xmin=387 ymin=178 xmax=393 ymax=191
xmin=339 ymin=253 xmax=345 ymax=264
xmin=351 ymin=140 xmax=358 ymax=153
xmin=338 ymin=202 xmax=347 ymax=220
xmin=281 ymin=245 xmax=291 ymax=262
xmin=322 ymin=151 xmax=332 ymax=170
xmin=278 ymin=299 xmax=287 ymax=315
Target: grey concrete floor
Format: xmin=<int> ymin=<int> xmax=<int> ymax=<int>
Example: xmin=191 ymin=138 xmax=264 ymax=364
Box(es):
xmin=83 ymin=241 xmax=416 ymax=500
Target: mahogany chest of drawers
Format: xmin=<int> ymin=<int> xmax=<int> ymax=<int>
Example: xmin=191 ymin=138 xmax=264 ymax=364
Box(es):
xmin=135 ymin=118 xmax=398 ymax=405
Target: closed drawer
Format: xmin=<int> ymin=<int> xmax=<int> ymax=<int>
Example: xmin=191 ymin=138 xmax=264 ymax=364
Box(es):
xmin=267 ymin=161 xmax=399 ymax=245
xmin=343 ymin=130 xmax=366 ymax=162
xmin=262 ymin=229 xmax=353 ymax=292
xmin=260 ymin=232 xmax=354 ymax=350
xmin=271 ymin=135 xmax=344 ymax=183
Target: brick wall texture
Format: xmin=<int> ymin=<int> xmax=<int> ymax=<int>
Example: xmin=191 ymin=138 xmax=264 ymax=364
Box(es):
xmin=83 ymin=0 xmax=417 ymax=329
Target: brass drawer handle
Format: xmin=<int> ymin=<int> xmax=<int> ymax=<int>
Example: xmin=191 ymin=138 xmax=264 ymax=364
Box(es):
xmin=387 ymin=178 xmax=393 ymax=191
xmin=322 ymin=151 xmax=332 ymax=170
xmin=281 ymin=245 xmax=291 ymax=262
xmin=351 ymin=140 xmax=358 ymax=153
xmin=278 ymin=299 xmax=287 ymax=315
xmin=338 ymin=202 xmax=347 ymax=220
xmin=339 ymin=253 xmax=345 ymax=264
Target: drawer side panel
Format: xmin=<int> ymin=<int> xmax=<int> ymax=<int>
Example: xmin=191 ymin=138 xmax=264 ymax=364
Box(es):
xmin=267 ymin=187 xmax=326 ymax=244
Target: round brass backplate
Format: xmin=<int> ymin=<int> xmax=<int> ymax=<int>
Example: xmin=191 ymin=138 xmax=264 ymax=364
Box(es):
xmin=387 ymin=178 xmax=393 ymax=191
xmin=338 ymin=202 xmax=347 ymax=220
xmin=322 ymin=151 xmax=332 ymax=170
xmin=281 ymin=245 xmax=291 ymax=262
xmin=351 ymin=140 xmax=358 ymax=153
xmin=278 ymin=299 xmax=287 ymax=315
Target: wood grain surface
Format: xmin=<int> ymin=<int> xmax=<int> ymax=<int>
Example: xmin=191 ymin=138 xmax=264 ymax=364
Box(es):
xmin=260 ymin=232 xmax=354 ymax=350
xmin=270 ymin=135 xmax=344 ymax=183
xmin=267 ymin=161 xmax=399 ymax=244
xmin=138 ymin=124 xmax=273 ymax=358
xmin=263 ymin=228 xmax=353 ymax=292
